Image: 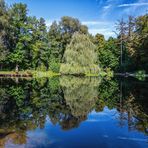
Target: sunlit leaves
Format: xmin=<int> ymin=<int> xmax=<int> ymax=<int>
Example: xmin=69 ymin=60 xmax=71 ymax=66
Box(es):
xmin=61 ymin=32 xmax=99 ymax=75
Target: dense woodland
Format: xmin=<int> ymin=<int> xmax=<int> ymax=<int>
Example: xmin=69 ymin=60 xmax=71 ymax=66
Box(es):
xmin=0 ymin=0 xmax=148 ymax=74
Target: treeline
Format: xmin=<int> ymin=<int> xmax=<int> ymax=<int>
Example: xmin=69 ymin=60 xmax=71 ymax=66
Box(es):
xmin=94 ymin=14 xmax=148 ymax=73
xmin=0 ymin=0 xmax=88 ymax=72
xmin=0 ymin=0 xmax=148 ymax=73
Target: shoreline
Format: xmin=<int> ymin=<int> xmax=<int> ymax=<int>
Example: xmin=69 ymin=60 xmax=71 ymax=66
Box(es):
xmin=0 ymin=71 xmax=147 ymax=79
xmin=0 ymin=71 xmax=32 ymax=78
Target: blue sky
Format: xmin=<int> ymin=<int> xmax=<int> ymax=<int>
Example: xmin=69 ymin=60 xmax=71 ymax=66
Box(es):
xmin=5 ymin=0 xmax=148 ymax=39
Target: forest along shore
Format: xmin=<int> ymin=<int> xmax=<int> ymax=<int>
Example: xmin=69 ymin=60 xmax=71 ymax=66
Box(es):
xmin=0 ymin=0 xmax=147 ymax=76
xmin=0 ymin=71 xmax=148 ymax=80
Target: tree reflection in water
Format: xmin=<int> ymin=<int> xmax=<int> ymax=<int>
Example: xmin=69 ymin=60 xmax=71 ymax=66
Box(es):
xmin=0 ymin=77 xmax=148 ymax=147
xmin=59 ymin=76 xmax=101 ymax=130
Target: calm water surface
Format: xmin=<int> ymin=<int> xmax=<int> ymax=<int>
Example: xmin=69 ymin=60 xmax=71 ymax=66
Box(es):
xmin=0 ymin=76 xmax=148 ymax=148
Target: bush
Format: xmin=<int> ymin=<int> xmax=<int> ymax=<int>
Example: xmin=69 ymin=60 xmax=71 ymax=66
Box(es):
xmin=49 ymin=60 xmax=60 ymax=73
xmin=60 ymin=64 xmax=99 ymax=75
xmin=36 ymin=63 xmax=47 ymax=71
xmin=135 ymin=70 xmax=146 ymax=81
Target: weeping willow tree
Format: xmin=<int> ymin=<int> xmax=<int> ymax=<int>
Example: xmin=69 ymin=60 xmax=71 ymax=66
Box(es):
xmin=60 ymin=32 xmax=99 ymax=75
xmin=60 ymin=76 xmax=101 ymax=118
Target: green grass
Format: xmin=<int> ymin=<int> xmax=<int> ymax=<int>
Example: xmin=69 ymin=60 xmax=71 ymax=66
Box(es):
xmin=85 ymin=73 xmax=99 ymax=76
xmin=32 ymin=70 xmax=60 ymax=78
xmin=0 ymin=70 xmax=60 ymax=78
xmin=0 ymin=71 xmax=31 ymax=75
xmin=0 ymin=68 xmax=114 ymax=78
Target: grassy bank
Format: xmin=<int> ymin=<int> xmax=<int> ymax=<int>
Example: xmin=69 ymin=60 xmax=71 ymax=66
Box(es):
xmin=0 ymin=70 xmax=60 ymax=78
xmin=0 ymin=71 xmax=30 ymax=75
xmin=32 ymin=71 xmax=60 ymax=78
xmin=3 ymin=70 xmax=147 ymax=81
xmin=0 ymin=68 xmax=114 ymax=78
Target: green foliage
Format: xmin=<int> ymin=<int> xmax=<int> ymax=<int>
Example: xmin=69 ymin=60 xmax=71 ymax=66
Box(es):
xmin=94 ymin=35 xmax=120 ymax=71
xmin=0 ymin=0 xmax=147 ymax=75
xmin=116 ymin=15 xmax=148 ymax=73
xmin=48 ymin=21 xmax=61 ymax=62
xmin=1 ymin=77 xmax=148 ymax=136
xmin=0 ymin=0 xmax=10 ymax=65
xmin=135 ymin=70 xmax=146 ymax=81
xmin=32 ymin=70 xmax=59 ymax=78
xmin=60 ymin=76 xmax=100 ymax=117
xmin=99 ymin=68 xmax=114 ymax=78
xmin=94 ymin=33 xmax=105 ymax=46
xmin=49 ymin=59 xmax=60 ymax=73
xmin=48 ymin=16 xmax=88 ymax=63
xmin=8 ymin=86 xmax=25 ymax=107
xmin=7 ymin=3 xmax=31 ymax=69
xmin=8 ymin=50 xmax=24 ymax=64
xmin=60 ymin=33 xmax=99 ymax=75
xmin=0 ymin=2 xmax=50 ymax=71
xmin=60 ymin=64 xmax=99 ymax=76
xmin=97 ymin=79 xmax=119 ymax=109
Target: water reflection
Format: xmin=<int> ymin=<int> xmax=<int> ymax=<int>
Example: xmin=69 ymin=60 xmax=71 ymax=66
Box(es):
xmin=0 ymin=77 xmax=148 ymax=147
xmin=59 ymin=76 xmax=100 ymax=130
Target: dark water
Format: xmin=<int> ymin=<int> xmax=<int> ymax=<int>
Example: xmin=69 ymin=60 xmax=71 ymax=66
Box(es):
xmin=0 ymin=76 xmax=148 ymax=148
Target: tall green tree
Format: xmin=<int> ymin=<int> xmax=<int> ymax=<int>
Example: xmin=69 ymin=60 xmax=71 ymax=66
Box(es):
xmin=0 ymin=0 xmax=10 ymax=69
xmin=134 ymin=14 xmax=148 ymax=71
xmin=8 ymin=3 xmax=30 ymax=71
xmin=47 ymin=17 xmax=89 ymax=71
xmin=95 ymin=34 xmax=120 ymax=71
xmin=31 ymin=17 xmax=49 ymax=70
xmin=126 ymin=14 xmax=148 ymax=72
xmin=48 ymin=21 xmax=61 ymax=61
xmin=57 ymin=16 xmax=88 ymax=61
xmin=60 ymin=32 xmax=99 ymax=75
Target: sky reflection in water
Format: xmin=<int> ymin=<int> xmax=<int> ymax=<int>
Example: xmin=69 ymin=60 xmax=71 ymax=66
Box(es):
xmin=0 ymin=77 xmax=148 ymax=148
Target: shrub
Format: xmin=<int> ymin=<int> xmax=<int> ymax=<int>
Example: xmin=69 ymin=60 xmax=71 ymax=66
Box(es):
xmin=49 ymin=59 xmax=60 ymax=73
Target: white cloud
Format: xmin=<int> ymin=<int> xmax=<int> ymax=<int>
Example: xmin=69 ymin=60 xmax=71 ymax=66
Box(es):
xmin=118 ymin=2 xmax=148 ymax=7
xmin=89 ymin=28 xmax=107 ymax=35
xmin=82 ymin=21 xmax=115 ymax=39
xmin=82 ymin=21 xmax=110 ymax=26
xmin=89 ymin=28 xmax=115 ymax=39
xmin=103 ymin=5 xmax=112 ymax=9
xmin=118 ymin=0 xmax=148 ymax=16
xmin=45 ymin=20 xmax=53 ymax=27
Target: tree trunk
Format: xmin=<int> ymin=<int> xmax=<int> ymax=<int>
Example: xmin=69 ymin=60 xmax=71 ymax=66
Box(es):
xmin=15 ymin=64 xmax=19 ymax=73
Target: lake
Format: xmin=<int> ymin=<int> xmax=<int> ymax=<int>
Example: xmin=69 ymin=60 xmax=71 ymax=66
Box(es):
xmin=0 ymin=76 xmax=148 ymax=148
